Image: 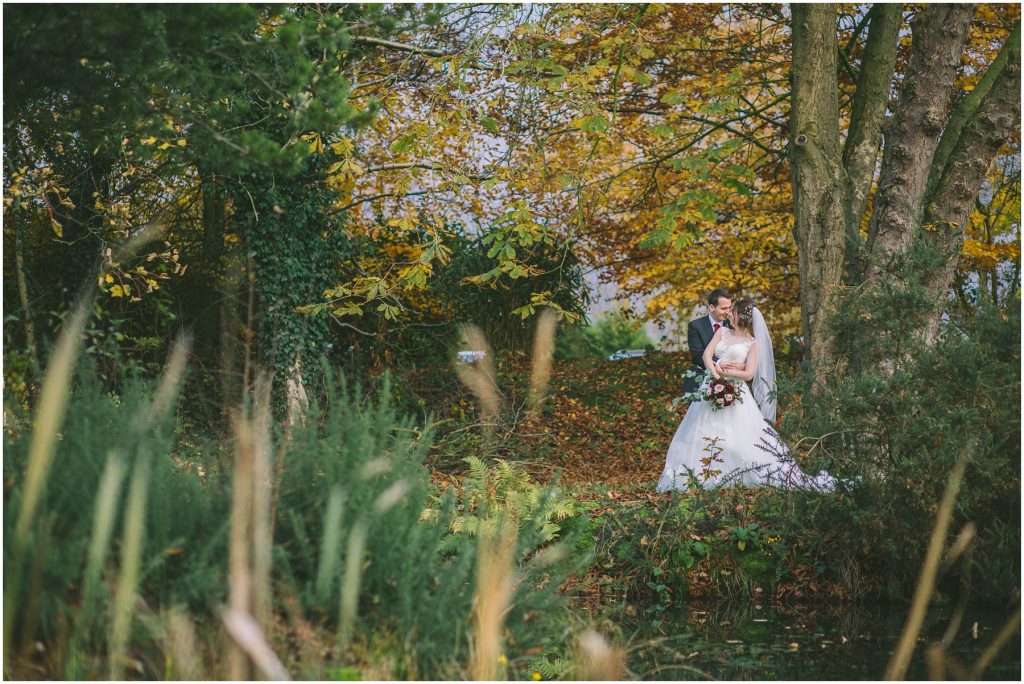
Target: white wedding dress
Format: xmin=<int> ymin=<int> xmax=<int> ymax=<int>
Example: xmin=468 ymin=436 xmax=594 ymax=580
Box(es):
xmin=657 ymin=328 xmax=837 ymax=492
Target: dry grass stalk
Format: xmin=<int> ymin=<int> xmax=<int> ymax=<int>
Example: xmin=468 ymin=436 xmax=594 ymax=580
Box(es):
xmin=109 ymin=454 xmax=151 ymax=679
xmin=471 ymin=516 xmax=517 ymax=681
xmin=164 ymin=607 xmax=202 ymax=681
xmin=143 ymin=334 xmax=190 ymax=431
xmin=338 ymin=519 xmax=369 ymax=652
xmin=338 ymin=480 xmax=411 ymax=651
xmin=250 ymin=374 xmax=274 ymax=632
xmin=576 ymin=629 xmax=624 ymax=681
xmin=65 ymin=451 xmax=127 ymax=679
xmin=454 ymin=324 xmax=501 ymax=432
xmin=315 ymin=487 xmax=346 ymax=601
xmin=229 ymin=413 xmax=256 ymax=680
xmin=527 ymin=308 xmax=558 ymax=420
xmin=227 ymin=371 xmax=276 ymax=679
xmin=13 ymin=300 xmax=89 ymax=547
xmin=223 ymin=609 xmax=290 ymax=681
xmin=884 ymin=451 xmax=969 ymax=680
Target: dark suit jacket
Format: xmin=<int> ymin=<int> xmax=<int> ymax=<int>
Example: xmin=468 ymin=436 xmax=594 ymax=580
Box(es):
xmin=682 ymin=316 xmax=730 ymax=396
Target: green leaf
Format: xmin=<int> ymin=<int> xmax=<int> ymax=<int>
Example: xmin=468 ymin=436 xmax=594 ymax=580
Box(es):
xmin=578 ymin=115 xmax=609 ymax=133
xmin=639 ymin=227 xmax=673 ymax=248
xmin=480 ymin=117 xmax=499 ymax=134
xmin=650 ymin=124 xmax=674 ymax=138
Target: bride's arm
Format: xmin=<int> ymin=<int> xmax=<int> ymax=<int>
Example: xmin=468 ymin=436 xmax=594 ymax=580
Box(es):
xmin=702 ymin=328 xmax=724 ymax=378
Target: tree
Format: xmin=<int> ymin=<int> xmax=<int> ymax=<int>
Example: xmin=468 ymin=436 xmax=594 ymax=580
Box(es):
xmin=789 ymin=4 xmax=1020 ymax=381
xmin=3 ymin=4 xmax=415 ymax=408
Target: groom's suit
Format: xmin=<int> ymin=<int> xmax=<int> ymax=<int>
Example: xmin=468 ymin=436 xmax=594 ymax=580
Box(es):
xmin=682 ymin=315 xmax=731 ymax=397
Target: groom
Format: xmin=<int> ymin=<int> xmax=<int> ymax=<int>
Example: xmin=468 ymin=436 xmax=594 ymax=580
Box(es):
xmin=682 ymin=288 xmax=732 ymax=398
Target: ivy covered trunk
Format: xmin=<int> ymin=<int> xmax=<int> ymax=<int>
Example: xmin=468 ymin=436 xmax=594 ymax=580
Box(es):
xmin=235 ymin=167 xmax=350 ymax=414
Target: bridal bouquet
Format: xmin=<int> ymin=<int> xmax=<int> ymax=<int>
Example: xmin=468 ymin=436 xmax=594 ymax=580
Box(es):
xmin=678 ymin=369 xmax=744 ymax=411
xmin=703 ymin=376 xmax=742 ymax=411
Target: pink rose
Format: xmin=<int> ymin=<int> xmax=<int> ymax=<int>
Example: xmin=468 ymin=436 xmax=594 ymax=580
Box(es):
xmin=725 ymin=394 xmax=733 ymax=401
xmin=714 ymin=384 xmax=724 ymax=393
xmin=716 ymin=398 xmax=724 ymax=405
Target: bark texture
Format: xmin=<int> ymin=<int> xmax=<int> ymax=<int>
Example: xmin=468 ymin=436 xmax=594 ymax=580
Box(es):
xmin=865 ymin=4 xmax=975 ymax=279
xmin=841 ymin=4 xmax=902 ymax=280
xmin=926 ymin=21 xmax=1021 ymax=204
xmin=789 ymin=4 xmax=848 ymax=384
xmin=922 ymin=24 xmax=1021 ymax=334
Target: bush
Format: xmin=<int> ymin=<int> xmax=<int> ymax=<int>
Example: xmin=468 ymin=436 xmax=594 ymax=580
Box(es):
xmin=780 ymin=288 xmax=1021 ymax=601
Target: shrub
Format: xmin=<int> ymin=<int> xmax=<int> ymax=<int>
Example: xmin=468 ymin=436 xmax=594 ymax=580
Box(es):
xmin=781 ymin=289 xmax=1021 ymax=600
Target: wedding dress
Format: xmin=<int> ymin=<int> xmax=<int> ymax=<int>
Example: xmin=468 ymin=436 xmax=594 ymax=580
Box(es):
xmin=657 ymin=323 xmax=837 ymax=492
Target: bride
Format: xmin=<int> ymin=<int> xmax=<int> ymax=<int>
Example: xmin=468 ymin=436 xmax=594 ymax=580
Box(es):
xmin=657 ymin=298 xmax=837 ymax=492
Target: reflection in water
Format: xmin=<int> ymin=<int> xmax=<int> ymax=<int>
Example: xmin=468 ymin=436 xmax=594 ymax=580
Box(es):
xmin=603 ymin=600 xmax=1020 ymax=680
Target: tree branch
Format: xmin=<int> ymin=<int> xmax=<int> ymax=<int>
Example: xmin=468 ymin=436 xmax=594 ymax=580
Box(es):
xmin=926 ymin=21 xmax=1021 ymax=204
xmin=865 ymin=4 xmax=975 ymax=275
xmin=921 ymin=25 xmax=1020 ymax=327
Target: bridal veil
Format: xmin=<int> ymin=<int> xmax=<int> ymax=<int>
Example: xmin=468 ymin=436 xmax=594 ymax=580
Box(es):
xmin=751 ymin=307 xmax=777 ymax=422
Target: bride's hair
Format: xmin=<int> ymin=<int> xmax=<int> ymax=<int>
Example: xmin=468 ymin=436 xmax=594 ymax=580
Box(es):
xmin=732 ymin=298 xmax=756 ymax=332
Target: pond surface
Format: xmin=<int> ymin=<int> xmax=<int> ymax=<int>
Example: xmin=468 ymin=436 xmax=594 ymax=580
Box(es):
xmin=609 ymin=600 xmax=1020 ymax=680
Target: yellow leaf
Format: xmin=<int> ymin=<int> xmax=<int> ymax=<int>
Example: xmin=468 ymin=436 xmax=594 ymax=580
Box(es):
xmin=141 ymin=137 xmax=157 ymax=145
xmin=330 ymin=139 xmax=354 ymax=155
xmin=105 ymin=274 xmax=114 ymax=283
xmin=158 ymin=142 xmax=172 ymax=150
xmin=300 ymin=132 xmax=323 ymax=154
xmin=110 ymin=285 xmax=125 ymax=298
xmin=176 ymin=138 xmax=187 ymax=147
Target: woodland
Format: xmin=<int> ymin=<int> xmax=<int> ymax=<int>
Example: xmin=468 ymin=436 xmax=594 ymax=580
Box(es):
xmin=2 ymin=3 xmax=1021 ymax=680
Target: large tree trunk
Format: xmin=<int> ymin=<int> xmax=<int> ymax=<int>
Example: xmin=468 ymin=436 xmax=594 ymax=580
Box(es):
xmin=841 ymin=4 xmax=902 ymax=282
xmin=864 ymin=4 xmax=975 ymax=279
xmin=921 ymin=23 xmax=1021 ymax=338
xmin=789 ymin=4 xmax=848 ymax=386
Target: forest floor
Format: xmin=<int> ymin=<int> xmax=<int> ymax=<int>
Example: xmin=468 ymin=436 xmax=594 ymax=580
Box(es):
xmin=412 ymin=350 xmax=689 ymax=495
xmin=405 ymin=351 xmax=862 ymax=606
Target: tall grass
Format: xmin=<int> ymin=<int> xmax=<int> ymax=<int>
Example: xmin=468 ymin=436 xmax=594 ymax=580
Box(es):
xmin=3 ymin=305 xmax=591 ymax=680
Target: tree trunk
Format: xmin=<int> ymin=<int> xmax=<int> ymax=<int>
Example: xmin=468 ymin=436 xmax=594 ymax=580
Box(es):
xmin=921 ymin=24 xmax=1021 ymax=338
xmin=864 ymin=4 xmax=975 ymax=279
xmin=841 ymin=4 xmax=902 ymax=282
xmin=201 ymin=172 xmax=226 ymax=264
xmin=13 ymin=218 xmax=41 ymax=376
xmin=789 ymin=4 xmax=848 ymax=386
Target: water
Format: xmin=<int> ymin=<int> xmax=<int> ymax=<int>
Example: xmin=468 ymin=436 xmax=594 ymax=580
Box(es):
xmin=611 ymin=601 xmax=1020 ymax=680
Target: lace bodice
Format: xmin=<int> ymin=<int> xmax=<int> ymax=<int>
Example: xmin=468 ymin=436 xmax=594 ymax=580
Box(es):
xmin=715 ymin=329 xmax=756 ymax=365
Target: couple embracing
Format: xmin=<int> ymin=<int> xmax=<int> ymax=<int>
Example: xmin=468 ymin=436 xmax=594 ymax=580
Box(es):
xmin=657 ymin=289 xmax=838 ymax=492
